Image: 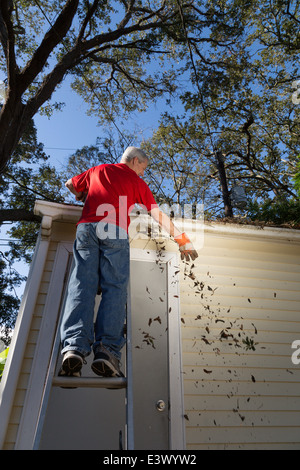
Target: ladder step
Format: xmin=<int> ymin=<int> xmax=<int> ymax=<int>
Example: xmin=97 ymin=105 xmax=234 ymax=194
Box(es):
xmin=52 ymin=376 xmax=127 ymax=389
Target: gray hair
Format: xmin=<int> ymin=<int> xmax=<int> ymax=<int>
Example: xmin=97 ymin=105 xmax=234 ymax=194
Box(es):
xmin=120 ymin=146 xmax=148 ymax=163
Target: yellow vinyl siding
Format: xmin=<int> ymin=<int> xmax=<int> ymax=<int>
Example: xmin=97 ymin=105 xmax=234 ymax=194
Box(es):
xmin=1 ymin=208 xmax=300 ymax=450
xmin=181 ymin=231 xmax=300 ymax=450
xmin=2 ymin=242 xmax=58 ymax=449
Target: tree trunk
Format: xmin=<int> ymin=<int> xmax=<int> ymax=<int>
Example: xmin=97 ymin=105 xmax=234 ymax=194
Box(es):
xmin=215 ymin=151 xmax=233 ymax=217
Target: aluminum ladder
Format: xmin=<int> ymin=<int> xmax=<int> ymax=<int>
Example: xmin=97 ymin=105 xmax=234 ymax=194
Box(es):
xmin=33 ymin=283 xmax=134 ymax=450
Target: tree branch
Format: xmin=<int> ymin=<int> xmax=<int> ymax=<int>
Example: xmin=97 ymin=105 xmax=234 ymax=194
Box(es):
xmin=20 ymin=0 xmax=79 ymax=94
xmin=0 ymin=0 xmax=17 ymax=88
xmin=0 ymin=209 xmax=41 ymax=223
xmin=0 ymin=1 xmax=186 ymax=173
xmin=4 ymin=171 xmax=59 ymax=202
xmin=78 ymin=0 xmax=101 ymax=41
xmin=117 ymin=0 xmax=136 ymax=30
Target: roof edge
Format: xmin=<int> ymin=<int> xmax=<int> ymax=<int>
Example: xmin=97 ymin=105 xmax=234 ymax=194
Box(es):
xmin=34 ymin=200 xmax=300 ymax=244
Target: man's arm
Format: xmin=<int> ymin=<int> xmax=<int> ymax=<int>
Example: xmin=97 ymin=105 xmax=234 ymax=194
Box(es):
xmin=150 ymin=206 xmax=182 ymax=238
xmin=150 ymin=207 xmax=198 ymax=261
xmin=65 ymin=179 xmax=86 ymax=202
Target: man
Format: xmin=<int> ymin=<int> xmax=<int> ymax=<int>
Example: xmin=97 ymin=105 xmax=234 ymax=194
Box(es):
xmin=60 ymin=146 xmax=198 ymax=378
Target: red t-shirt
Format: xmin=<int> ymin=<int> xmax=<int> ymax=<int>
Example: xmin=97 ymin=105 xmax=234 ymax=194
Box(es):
xmin=72 ymin=163 xmax=158 ymax=231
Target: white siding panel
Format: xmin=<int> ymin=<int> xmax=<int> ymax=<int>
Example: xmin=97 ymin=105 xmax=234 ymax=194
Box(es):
xmin=185 ymin=426 xmax=300 ymax=449
xmin=184 ymin=394 xmax=300 ymax=412
xmin=181 ymin=231 xmax=300 ymax=450
xmin=2 ymin=242 xmax=58 ymax=449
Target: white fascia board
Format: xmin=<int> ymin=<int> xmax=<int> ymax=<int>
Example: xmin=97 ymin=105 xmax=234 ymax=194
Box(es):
xmin=34 ymin=200 xmax=82 ymax=223
xmin=201 ymin=221 xmax=300 ymax=244
xmin=34 ymin=200 xmax=300 ymax=244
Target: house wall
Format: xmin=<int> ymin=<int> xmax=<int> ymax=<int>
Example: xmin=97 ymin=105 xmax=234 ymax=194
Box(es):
xmin=1 ymin=200 xmax=300 ymax=449
xmin=180 ymin=226 xmax=300 ymax=450
xmin=1 ymin=240 xmax=59 ymax=449
xmin=1 ymin=218 xmax=78 ymax=449
xmin=0 ymin=207 xmax=78 ymax=449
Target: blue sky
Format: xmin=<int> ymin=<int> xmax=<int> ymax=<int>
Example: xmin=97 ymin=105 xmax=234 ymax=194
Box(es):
xmin=33 ymin=75 xmax=166 ymax=173
xmin=35 ymin=87 xmax=99 ymax=170
xmin=35 ymin=81 xmax=117 ymax=170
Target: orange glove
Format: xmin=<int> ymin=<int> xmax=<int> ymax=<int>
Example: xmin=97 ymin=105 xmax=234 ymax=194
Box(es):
xmin=174 ymin=233 xmax=198 ymax=261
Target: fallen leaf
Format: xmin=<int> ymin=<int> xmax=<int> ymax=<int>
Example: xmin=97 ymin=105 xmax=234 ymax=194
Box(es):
xmin=201 ymin=337 xmax=211 ymax=345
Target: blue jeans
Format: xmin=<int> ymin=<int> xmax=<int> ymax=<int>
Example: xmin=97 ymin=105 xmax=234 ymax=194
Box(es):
xmin=60 ymin=222 xmax=129 ymax=360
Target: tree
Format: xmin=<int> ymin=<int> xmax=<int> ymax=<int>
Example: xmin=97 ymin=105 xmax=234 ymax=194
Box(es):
xmin=294 ymin=157 xmax=300 ymax=197
xmin=1 ymin=0 xmax=300 ymax=338
xmin=62 ymin=133 xmax=132 ymax=184
xmin=0 ymin=0 xmax=226 ymax=174
xmin=62 ymin=0 xmax=300 ymax=220
xmin=141 ymin=114 xmax=216 ymax=207
xmin=141 ymin=0 xmax=300 ymax=218
xmin=0 ymin=256 xmax=21 ymax=345
xmin=0 ymin=116 xmax=64 ymax=234
xmin=0 ymin=118 xmax=65 ymax=341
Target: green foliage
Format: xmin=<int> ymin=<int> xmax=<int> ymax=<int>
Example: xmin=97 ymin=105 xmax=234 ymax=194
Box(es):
xmin=63 ymin=135 xmax=124 ymax=176
xmin=0 ymin=256 xmax=21 ymax=345
xmin=142 ymin=114 xmax=217 ymax=209
xmin=3 ymin=1 xmax=299 ymax=217
xmin=0 ymin=118 xmax=65 ymax=334
xmin=248 ymin=197 xmax=300 ymax=227
xmin=293 ymin=158 xmax=300 ymax=198
xmin=0 ymin=348 xmax=9 ymax=380
xmin=141 ymin=0 xmax=300 ymax=217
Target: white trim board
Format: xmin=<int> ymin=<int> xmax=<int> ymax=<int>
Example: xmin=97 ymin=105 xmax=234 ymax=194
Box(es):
xmin=130 ymin=248 xmax=185 ymax=450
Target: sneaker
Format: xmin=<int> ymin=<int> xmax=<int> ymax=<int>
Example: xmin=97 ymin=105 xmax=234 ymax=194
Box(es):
xmin=58 ymin=350 xmax=85 ymax=377
xmin=91 ymin=345 xmax=124 ymax=377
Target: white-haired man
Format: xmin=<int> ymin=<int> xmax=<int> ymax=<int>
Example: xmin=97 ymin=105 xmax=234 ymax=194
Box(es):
xmin=60 ymin=147 xmax=198 ymax=378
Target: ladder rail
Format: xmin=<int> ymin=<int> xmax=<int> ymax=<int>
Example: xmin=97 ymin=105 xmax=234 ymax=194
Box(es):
xmin=32 ymin=271 xmax=134 ymax=449
xmin=32 ymin=314 xmax=64 ymax=449
xmin=125 ymin=279 xmax=134 ymax=450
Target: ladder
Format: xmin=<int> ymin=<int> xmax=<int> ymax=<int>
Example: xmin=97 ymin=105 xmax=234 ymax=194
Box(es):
xmin=32 ymin=282 xmax=134 ymax=450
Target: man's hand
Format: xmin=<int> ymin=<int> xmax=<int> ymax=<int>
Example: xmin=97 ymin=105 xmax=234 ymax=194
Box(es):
xmin=174 ymin=232 xmax=198 ymax=261
xmin=75 ymin=192 xmax=87 ymax=202
xmin=149 ymin=208 xmax=198 ymax=262
xmin=65 ymin=179 xmax=87 ymax=202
